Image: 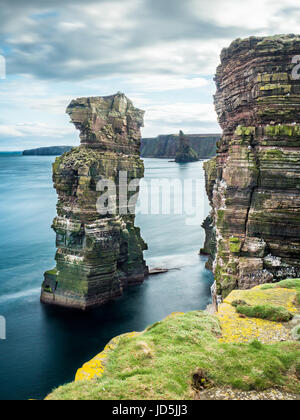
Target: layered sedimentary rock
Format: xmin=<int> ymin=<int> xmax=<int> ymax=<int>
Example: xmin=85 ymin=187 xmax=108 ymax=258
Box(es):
xmin=175 ymin=130 xmax=199 ymax=163
xmin=141 ymin=134 xmax=219 ymax=158
xmin=203 ymin=35 xmax=300 ymax=297
xmin=41 ymin=93 xmax=148 ymax=310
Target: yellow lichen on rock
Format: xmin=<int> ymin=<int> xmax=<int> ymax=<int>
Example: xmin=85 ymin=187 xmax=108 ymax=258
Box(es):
xmin=164 ymin=312 xmax=185 ymax=319
xmin=224 ymin=286 xmax=298 ymax=313
xmin=217 ymin=303 xmax=290 ymax=343
xmin=75 ymin=332 xmax=139 ymax=382
xmin=217 ymin=286 xmax=298 ymax=344
xmin=74 ymin=313 xmax=185 ymax=382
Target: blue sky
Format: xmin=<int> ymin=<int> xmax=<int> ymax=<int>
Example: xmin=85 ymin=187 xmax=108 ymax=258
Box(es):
xmin=0 ymin=0 xmax=300 ymax=150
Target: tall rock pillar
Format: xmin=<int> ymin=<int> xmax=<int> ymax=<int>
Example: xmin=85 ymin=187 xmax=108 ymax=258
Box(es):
xmin=204 ymin=35 xmax=300 ymax=297
xmin=41 ymin=93 xmax=148 ymax=310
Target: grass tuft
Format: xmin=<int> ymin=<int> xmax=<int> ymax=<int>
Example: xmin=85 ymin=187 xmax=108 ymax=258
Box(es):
xmin=261 ymin=279 xmax=300 ymax=305
xmin=236 ymin=304 xmax=294 ymax=322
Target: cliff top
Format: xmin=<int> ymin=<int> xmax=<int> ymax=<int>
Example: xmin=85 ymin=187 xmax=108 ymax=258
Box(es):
xmin=46 ymin=279 xmax=300 ymax=400
xmin=214 ymin=33 xmax=300 ymax=131
xmin=220 ymin=34 xmax=300 ymax=61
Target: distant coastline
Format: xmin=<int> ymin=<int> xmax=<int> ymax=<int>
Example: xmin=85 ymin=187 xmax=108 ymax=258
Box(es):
xmin=0 ymin=151 xmax=22 ymax=155
xmin=19 ymin=134 xmax=220 ymax=159
xmin=141 ymin=134 xmax=220 ymax=159
xmin=22 ymin=146 xmax=74 ymax=156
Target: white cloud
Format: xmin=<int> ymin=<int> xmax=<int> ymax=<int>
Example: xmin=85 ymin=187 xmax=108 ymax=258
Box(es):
xmin=1 ymin=0 xmax=300 ymax=148
xmin=0 ymin=125 xmax=24 ymax=137
xmin=140 ymin=102 xmax=219 ymax=136
xmin=127 ymin=75 xmax=209 ymax=91
xmin=145 ymin=103 xmax=217 ymax=123
xmin=0 ymin=122 xmax=74 ymax=138
xmin=15 ymin=122 xmax=74 ymax=137
xmin=58 ymin=22 xmax=86 ymax=32
xmin=8 ymin=33 xmax=40 ymax=44
xmin=192 ymin=0 xmax=300 ymax=33
xmin=72 ymin=0 xmax=141 ymax=30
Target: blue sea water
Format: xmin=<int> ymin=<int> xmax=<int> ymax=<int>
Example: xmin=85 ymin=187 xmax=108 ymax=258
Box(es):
xmin=0 ymin=154 xmax=213 ymax=400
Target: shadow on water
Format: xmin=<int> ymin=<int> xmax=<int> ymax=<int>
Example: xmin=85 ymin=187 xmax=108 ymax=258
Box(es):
xmin=0 ymin=157 xmax=213 ymax=400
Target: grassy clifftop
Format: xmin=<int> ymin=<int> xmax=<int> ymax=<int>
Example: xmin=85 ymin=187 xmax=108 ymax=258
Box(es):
xmin=46 ymin=280 xmax=300 ymax=400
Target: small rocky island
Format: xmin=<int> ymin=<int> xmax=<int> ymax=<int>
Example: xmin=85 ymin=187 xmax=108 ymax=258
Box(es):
xmin=41 ymin=93 xmax=148 ymax=310
xmin=175 ymin=130 xmax=199 ymax=162
xmin=203 ymin=35 xmax=300 ymax=298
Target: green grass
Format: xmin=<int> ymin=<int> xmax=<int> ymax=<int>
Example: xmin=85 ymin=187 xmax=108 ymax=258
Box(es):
xmin=236 ymin=304 xmax=293 ymax=322
xmin=46 ymin=311 xmax=300 ymax=400
xmin=261 ymin=278 xmax=300 ymax=305
xmin=292 ymin=325 xmax=300 ymax=342
xmin=231 ymin=299 xmax=249 ymax=308
xmin=45 ymin=268 xmax=58 ymax=276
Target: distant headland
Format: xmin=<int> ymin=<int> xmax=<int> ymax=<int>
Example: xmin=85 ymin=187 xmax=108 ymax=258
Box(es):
xmin=22 ymin=146 xmax=74 ymax=156
xmin=141 ymin=133 xmax=220 ymax=159
xmin=22 ymin=134 xmax=220 ymax=159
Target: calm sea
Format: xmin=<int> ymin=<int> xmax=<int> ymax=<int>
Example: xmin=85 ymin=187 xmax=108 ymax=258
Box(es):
xmin=0 ymin=154 xmax=213 ymax=400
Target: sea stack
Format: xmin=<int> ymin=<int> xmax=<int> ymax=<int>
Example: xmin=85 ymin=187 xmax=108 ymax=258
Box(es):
xmin=41 ymin=93 xmax=148 ymax=310
xmin=203 ymin=35 xmax=300 ymax=298
xmin=175 ymin=130 xmax=199 ymax=162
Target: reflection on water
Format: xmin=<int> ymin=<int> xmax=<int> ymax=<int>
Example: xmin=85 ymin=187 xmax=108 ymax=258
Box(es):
xmin=0 ymin=156 xmax=213 ymax=400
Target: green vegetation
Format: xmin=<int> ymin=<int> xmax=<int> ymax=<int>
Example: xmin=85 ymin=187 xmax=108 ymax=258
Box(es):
xmin=261 ymin=148 xmax=284 ymax=159
xmin=216 ymin=209 xmax=229 ymax=230
xmin=236 ymin=304 xmax=294 ymax=322
xmin=264 ymin=124 xmax=300 ymax=137
xmin=261 ymin=279 xmax=300 ymax=305
xmin=234 ymin=126 xmax=255 ymax=138
xmin=47 ymin=311 xmax=300 ymax=400
xmin=257 ymin=73 xmax=289 ymax=83
xmin=292 ymin=325 xmax=300 ymax=341
xmin=231 ymin=299 xmax=248 ymax=308
xmin=229 ymin=237 xmax=242 ymax=254
xmin=259 ymin=83 xmax=291 ymax=94
xmin=45 ymin=268 xmax=58 ymax=276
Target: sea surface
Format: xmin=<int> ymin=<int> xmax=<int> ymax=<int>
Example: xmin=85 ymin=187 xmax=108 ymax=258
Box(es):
xmin=0 ymin=154 xmax=213 ymax=400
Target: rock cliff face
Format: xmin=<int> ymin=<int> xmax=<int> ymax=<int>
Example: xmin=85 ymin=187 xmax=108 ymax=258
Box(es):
xmin=203 ymin=35 xmax=300 ymax=297
xmin=141 ymin=134 xmax=219 ymax=158
xmin=41 ymin=93 xmax=148 ymax=310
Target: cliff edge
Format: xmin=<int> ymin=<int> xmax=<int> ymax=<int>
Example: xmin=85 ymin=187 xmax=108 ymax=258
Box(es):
xmin=46 ymin=278 xmax=300 ymax=400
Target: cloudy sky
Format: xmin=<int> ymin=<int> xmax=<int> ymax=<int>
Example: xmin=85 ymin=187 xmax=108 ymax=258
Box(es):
xmin=0 ymin=0 xmax=300 ymax=150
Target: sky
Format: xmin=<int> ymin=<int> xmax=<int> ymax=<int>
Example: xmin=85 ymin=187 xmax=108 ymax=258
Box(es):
xmin=0 ymin=0 xmax=300 ymax=150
